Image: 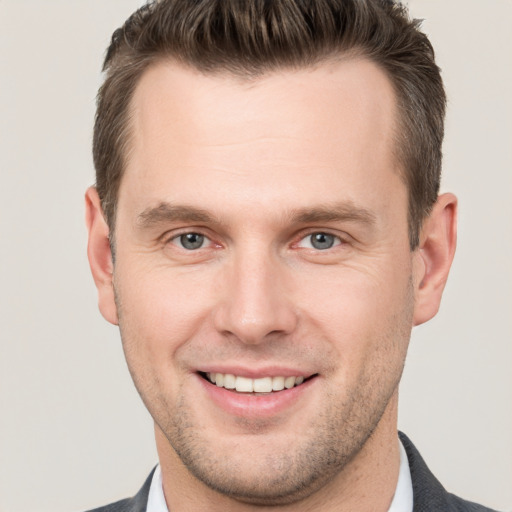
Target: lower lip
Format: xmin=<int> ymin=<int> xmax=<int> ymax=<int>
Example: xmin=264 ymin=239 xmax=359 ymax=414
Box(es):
xmin=197 ymin=374 xmax=317 ymax=419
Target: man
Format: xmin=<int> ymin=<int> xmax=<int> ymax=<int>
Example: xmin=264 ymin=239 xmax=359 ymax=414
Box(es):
xmin=84 ymin=1 xmax=499 ymax=511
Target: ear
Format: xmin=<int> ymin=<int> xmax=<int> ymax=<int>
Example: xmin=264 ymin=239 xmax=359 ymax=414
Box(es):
xmin=413 ymin=193 xmax=458 ymax=326
xmin=85 ymin=187 xmax=118 ymax=325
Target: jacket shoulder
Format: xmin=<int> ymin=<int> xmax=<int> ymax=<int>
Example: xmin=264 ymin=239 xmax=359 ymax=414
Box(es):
xmin=445 ymin=492 xmax=502 ymax=512
xmin=85 ymin=497 xmax=135 ymax=512
xmin=83 ymin=467 xmax=155 ymax=512
xmin=398 ymin=432 xmax=503 ymax=512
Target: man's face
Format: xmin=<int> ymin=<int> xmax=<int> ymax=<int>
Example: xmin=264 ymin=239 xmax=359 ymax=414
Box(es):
xmin=108 ymin=59 xmax=422 ymax=503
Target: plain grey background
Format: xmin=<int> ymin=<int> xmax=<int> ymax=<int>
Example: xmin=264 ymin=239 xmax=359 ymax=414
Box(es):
xmin=0 ymin=1 xmax=511 ymax=511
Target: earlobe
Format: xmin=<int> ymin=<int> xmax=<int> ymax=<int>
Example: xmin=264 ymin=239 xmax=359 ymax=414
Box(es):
xmin=85 ymin=187 xmax=119 ymax=325
xmin=413 ymin=193 xmax=458 ymax=326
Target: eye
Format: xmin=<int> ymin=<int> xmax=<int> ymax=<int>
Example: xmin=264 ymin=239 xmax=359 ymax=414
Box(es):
xmin=298 ymin=232 xmax=341 ymax=250
xmin=172 ymin=232 xmax=208 ymax=250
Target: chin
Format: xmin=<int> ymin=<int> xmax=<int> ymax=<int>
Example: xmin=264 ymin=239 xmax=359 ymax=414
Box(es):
xmin=177 ymin=446 xmax=340 ymax=506
xmin=159 ymin=396 xmax=378 ymax=506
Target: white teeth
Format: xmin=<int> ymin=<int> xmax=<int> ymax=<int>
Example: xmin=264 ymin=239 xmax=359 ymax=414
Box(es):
xmin=272 ymin=376 xmax=285 ymax=391
xmin=205 ymin=373 xmax=306 ymax=393
xmin=223 ymin=373 xmax=236 ymax=389
xmin=284 ymin=376 xmax=296 ymax=389
xmin=253 ymin=377 xmax=273 ymax=393
xmin=235 ymin=376 xmax=253 ymax=392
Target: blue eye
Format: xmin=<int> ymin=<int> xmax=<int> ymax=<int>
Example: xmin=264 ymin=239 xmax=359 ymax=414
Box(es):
xmin=177 ymin=233 xmax=206 ymax=250
xmin=310 ymin=233 xmax=335 ymax=250
xmin=298 ymin=232 xmax=341 ymax=250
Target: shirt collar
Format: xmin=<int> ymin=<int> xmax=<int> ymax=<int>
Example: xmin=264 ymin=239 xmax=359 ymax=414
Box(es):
xmin=388 ymin=436 xmax=414 ymax=512
xmin=146 ymin=465 xmax=168 ymax=512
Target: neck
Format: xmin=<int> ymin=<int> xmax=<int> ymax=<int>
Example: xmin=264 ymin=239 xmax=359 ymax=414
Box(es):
xmin=156 ymin=393 xmax=401 ymax=512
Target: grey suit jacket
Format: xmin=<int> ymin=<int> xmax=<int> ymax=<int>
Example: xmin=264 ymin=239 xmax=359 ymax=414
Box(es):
xmin=85 ymin=432 xmax=501 ymax=512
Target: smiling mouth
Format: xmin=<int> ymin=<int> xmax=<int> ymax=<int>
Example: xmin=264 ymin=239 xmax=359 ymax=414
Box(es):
xmin=200 ymin=372 xmax=316 ymax=394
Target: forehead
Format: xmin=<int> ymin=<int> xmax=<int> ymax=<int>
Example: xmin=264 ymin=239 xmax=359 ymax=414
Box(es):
xmin=129 ymin=57 xmax=398 ymax=150
xmin=120 ymin=58 xmax=402 ymax=223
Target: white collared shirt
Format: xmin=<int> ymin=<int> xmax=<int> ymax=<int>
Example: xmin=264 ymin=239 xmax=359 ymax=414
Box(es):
xmin=146 ymin=465 xmax=168 ymax=512
xmin=147 ymin=437 xmax=413 ymax=512
xmin=388 ymin=438 xmax=414 ymax=512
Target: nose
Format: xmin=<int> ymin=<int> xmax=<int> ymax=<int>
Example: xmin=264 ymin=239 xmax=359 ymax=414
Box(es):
xmin=212 ymin=249 xmax=298 ymax=345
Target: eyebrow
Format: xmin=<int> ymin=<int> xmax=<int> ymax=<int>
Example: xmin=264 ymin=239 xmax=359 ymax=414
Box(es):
xmin=136 ymin=201 xmax=377 ymax=229
xmin=137 ymin=203 xmax=220 ymax=228
xmin=291 ymin=202 xmax=377 ymax=226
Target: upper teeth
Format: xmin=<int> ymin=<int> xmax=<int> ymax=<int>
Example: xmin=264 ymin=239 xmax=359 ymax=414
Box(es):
xmin=206 ymin=373 xmax=305 ymax=393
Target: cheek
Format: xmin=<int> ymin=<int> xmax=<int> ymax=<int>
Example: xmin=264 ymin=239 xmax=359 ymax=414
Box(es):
xmin=295 ymin=262 xmax=413 ymax=362
xmin=114 ymin=263 xmax=217 ymax=361
xmin=298 ymin=263 xmax=406 ymax=322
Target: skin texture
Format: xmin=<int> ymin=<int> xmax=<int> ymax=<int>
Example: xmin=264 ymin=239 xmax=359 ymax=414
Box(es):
xmin=86 ymin=58 xmax=457 ymax=512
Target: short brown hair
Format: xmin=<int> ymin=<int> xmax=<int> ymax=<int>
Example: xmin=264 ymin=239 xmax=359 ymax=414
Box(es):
xmin=93 ymin=0 xmax=446 ymax=249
